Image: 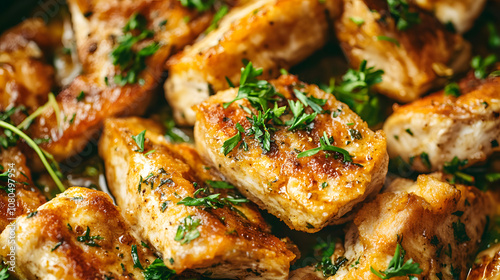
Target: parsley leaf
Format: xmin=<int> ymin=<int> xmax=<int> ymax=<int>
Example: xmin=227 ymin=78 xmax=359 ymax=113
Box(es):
xmin=131 ymin=244 xmax=144 ymax=270
xmin=314 ymin=240 xmax=347 ymax=277
xmin=175 ymin=215 xmax=201 ymax=245
xmin=325 ymin=60 xmax=384 ymax=126
xmin=471 ymin=54 xmax=498 ymax=79
xmin=297 ymin=132 xmax=353 ymax=162
xmin=221 ymin=127 xmax=242 ymax=156
xmin=286 ymin=100 xmax=317 ymax=130
xmin=132 ymin=130 xmax=146 ymax=152
xmin=387 ymin=0 xmax=421 ymax=31
xmin=205 ymin=180 xmax=235 ymax=189
xmin=179 ymin=0 xmax=215 ymax=12
xmin=349 ymin=17 xmax=365 ymax=26
xmin=443 ymin=156 xmax=473 ymax=184
xmin=444 ymin=82 xmax=460 ymax=97
xmin=487 ymin=22 xmax=500 ymax=49
xmin=377 ymin=36 xmax=400 ymax=47
xmin=293 ymin=89 xmax=326 ymax=113
xmin=110 ymin=13 xmax=159 ymax=85
xmin=370 ymin=243 xmax=422 ymax=279
xmin=76 ymin=226 xmax=104 ymax=247
xmin=144 ymin=258 xmax=176 ymax=280
xmin=205 ymin=5 xmax=229 ymax=33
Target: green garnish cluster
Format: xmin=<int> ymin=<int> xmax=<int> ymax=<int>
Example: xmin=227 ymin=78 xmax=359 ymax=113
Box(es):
xmin=386 ymin=0 xmax=421 ymax=31
xmin=110 ymin=13 xmax=160 ymax=86
xmin=370 ymin=241 xmax=422 ymax=279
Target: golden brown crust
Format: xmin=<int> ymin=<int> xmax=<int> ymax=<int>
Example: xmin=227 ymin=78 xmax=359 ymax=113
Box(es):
xmin=165 ymin=0 xmax=341 ymax=125
xmin=194 ymin=75 xmax=388 ymax=232
xmin=384 ymin=74 xmax=500 ymax=172
xmin=334 ymin=0 xmax=470 ymax=102
xmin=0 ymin=187 xmax=156 ymax=280
xmin=0 ymin=147 xmax=46 ymax=233
xmin=335 ymin=173 xmax=494 ymax=280
xmin=26 ymin=0 xmax=214 ymax=162
xmin=99 ymin=117 xmax=296 ymax=279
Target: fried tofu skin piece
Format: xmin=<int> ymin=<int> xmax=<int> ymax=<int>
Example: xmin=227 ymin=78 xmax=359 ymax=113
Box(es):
xmin=332 ymin=173 xmax=493 ymax=280
xmin=194 ymin=75 xmax=388 ymax=232
xmin=27 ymin=0 xmax=214 ymax=161
xmin=99 ymin=117 xmax=296 ymax=279
xmin=0 ymin=187 xmax=157 ymax=280
xmin=165 ymin=0 xmax=341 ymax=125
xmin=0 ymin=147 xmax=46 ymax=233
xmin=0 ymin=18 xmax=55 ymax=112
xmin=409 ymin=0 xmax=487 ymax=34
xmin=334 ymin=0 xmax=470 ymax=102
xmin=383 ymin=75 xmax=500 ymax=173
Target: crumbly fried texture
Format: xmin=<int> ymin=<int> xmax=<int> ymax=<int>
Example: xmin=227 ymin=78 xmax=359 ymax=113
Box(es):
xmin=334 ymin=0 xmax=470 ymax=102
xmin=0 ymin=147 xmax=46 ymax=233
xmin=165 ymin=0 xmax=341 ymax=125
xmin=99 ymin=117 xmax=296 ymax=279
xmin=333 ymin=173 xmax=493 ymax=280
xmin=468 ymin=243 xmax=500 ymax=280
xmin=0 ymin=187 xmax=156 ymax=280
xmin=384 ymin=74 xmax=500 ymax=172
xmin=27 ymin=0 xmax=214 ymax=161
xmin=194 ymin=75 xmax=388 ymax=232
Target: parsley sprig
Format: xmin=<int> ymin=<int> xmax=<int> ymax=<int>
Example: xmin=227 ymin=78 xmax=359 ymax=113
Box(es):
xmin=175 ymin=215 xmax=201 ymax=245
xmin=387 ymin=0 xmax=421 ymax=31
xmin=471 ymin=54 xmax=498 ymax=79
xmin=370 ymin=242 xmax=422 ymax=279
xmin=110 ymin=13 xmax=160 ymax=85
xmin=179 ymin=0 xmax=215 ymax=12
xmin=177 ymin=187 xmax=249 ymax=209
xmin=144 ymin=258 xmax=176 ymax=280
xmin=322 ymin=60 xmax=385 ymax=126
xmin=297 ymin=132 xmax=353 ymax=163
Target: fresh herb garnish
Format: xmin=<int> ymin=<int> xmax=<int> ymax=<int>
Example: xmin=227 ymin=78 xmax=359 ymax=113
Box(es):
xmin=443 ymin=156 xmax=473 ymax=184
xmin=132 ymin=130 xmax=146 ymax=152
xmin=314 ymin=240 xmax=347 ymax=277
xmin=144 ymin=258 xmax=176 ymax=280
xmin=77 ymin=226 xmax=104 ymax=247
xmin=297 ymin=132 xmax=353 ymax=163
xmin=349 ymin=17 xmax=365 ymax=26
xmin=51 ymin=241 xmax=63 ymax=252
xmin=471 ymin=54 xmax=498 ymax=79
xmin=420 ymin=152 xmax=431 ymax=170
xmin=377 ymin=36 xmax=400 ymax=47
xmin=175 ymin=215 xmax=201 ymax=245
xmin=205 ymin=180 xmax=235 ymax=189
xmin=76 ymin=91 xmax=85 ymax=102
xmin=205 ymin=5 xmax=229 ymax=33
xmin=387 ymin=0 xmax=421 ymax=31
xmin=27 ymin=211 xmax=38 ymax=218
xmin=293 ymin=89 xmax=326 ymax=113
xmin=488 ymin=22 xmax=500 ymax=49
xmin=322 ymin=60 xmax=385 ymax=126
xmin=286 ymin=100 xmax=317 ymax=130
xmin=370 ymin=242 xmax=422 ymax=279
xmin=178 ymin=0 xmax=215 ymax=12
xmin=131 ymin=244 xmax=144 ymax=270
xmin=110 ymin=13 xmax=160 ymax=85
xmin=444 ymin=82 xmax=460 ymax=97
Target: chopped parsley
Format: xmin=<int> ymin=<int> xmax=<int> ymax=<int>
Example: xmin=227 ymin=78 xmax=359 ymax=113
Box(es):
xmin=177 ymin=187 xmax=248 ymax=209
xmin=76 ymin=91 xmax=85 ymax=102
xmin=349 ymin=17 xmax=365 ymax=26
xmin=51 ymin=241 xmax=63 ymax=252
xmin=377 ymin=36 xmax=400 ymax=47
xmin=0 ymin=267 xmax=8 ymax=280
xmin=110 ymin=13 xmax=160 ymax=85
xmin=205 ymin=5 xmax=229 ymax=33
xmin=488 ymin=22 xmax=500 ymax=49
xmin=444 ymin=82 xmax=460 ymax=97
xmin=132 ymin=130 xmax=146 ymax=152
xmin=178 ymin=0 xmax=215 ymax=12
xmin=405 ymin=128 xmax=413 ymax=136
xmin=314 ymin=240 xmax=347 ymax=277
xmin=443 ymin=156 xmax=473 ymax=184
xmin=387 ymin=0 xmax=421 ymax=31
xmin=205 ymin=180 xmax=235 ymax=189
xmin=286 ymin=99 xmax=317 ymax=130
xmin=471 ymin=54 xmax=498 ymax=79
xmin=77 ymin=226 xmax=104 ymax=247
xmin=131 ymin=244 xmax=144 ymax=270
xmin=175 ymin=215 xmax=201 ymax=245
xmin=143 ymin=258 xmax=176 ymax=280
xmin=420 ymin=152 xmax=431 ymax=170
xmin=297 ymin=132 xmax=353 ymax=163
xmin=322 ymin=60 xmax=385 ymax=126
xmin=27 ymin=211 xmax=38 ymax=218
xmin=221 ymin=125 xmax=243 ymax=156
xmin=370 ymin=242 xmax=422 ymax=279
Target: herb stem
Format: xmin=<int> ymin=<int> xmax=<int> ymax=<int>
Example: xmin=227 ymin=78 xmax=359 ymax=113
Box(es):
xmin=0 ymin=120 xmax=65 ymax=192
